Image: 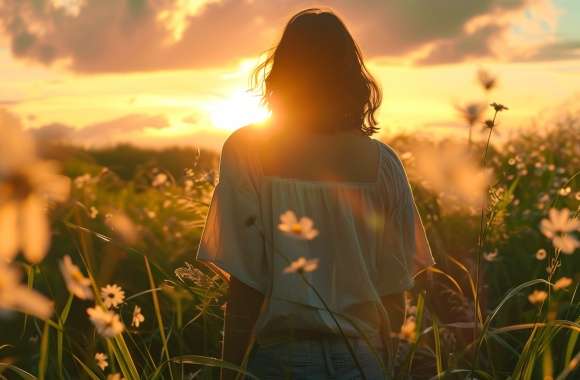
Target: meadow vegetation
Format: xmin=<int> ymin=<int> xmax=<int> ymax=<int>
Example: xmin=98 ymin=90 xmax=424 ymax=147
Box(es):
xmin=0 ymin=97 xmax=579 ymax=379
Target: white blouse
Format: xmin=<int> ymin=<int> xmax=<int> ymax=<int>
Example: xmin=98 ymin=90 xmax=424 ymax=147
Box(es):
xmin=196 ymin=126 xmax=436 ymax=346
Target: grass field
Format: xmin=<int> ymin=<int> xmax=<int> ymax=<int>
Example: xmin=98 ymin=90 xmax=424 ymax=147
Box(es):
xmin=0 ymin=104 xmax=579 ymax=379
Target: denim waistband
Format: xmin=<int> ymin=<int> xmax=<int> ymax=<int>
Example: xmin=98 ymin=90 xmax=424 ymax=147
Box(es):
xmin=248 ymin=333 xmax=392 ymax=379
xmin=257 ymin=330 xmax=386 ymax=350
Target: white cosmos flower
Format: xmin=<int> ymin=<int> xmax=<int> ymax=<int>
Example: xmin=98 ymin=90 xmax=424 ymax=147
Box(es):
xmin=483 ymin=249 xmax=499 ymax=262
xmin=540 ymin=209 xmax=580 ymax=254
xmin=95 ymin=352 xmax=108 ymax=370
xmin=535 ymin=248 xmax=547 ymax=260
xmin=131 ymin=305 xmax=145 ymax=328
xmin=283 ymin=257 xmax=319 ymax=274
xmin=553 ymin=235 xmax=580 ymax=255
xmin=59 ymin=255 xmax=93 ymax=300
xmin=152 ymin=173 xmax=168 ymax=187
xmin=540 ymin=208 xmax=580 ymax=238
xmin=528 ymin=290 xmax=548 ymax=305
xmin=86 ymin=306 xmax=124 ymax=338
xmin=0 ymin=261 xmax=53 ymax=320
xmin=553 ymin=277 xmax=573 ymax=291
xmin=100 ymin=284 xmax=125 ymax=309
xmin=399 ymin=316 xmax=417 ymax=343
xmin=0 ymin=115 xmax=70 ymax=263
xmin=278 ymin=210 xmax=319 ymax=240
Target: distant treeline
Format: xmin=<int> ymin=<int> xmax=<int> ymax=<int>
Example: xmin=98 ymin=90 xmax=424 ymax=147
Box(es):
xmin=40 ymin=143 xmax=219 ymax=181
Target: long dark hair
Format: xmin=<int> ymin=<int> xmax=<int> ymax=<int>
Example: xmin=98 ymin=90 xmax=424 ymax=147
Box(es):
xmin=252 ymin=8 xmax=382 ymax=136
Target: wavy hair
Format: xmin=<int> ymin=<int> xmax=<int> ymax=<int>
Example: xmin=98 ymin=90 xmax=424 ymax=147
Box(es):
xmin=252 ymin=8 xmax=382 ymax=135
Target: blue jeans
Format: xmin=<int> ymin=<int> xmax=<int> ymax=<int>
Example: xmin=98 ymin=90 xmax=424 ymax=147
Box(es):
xmin=246 ymin=335 xmax=389 ymax=379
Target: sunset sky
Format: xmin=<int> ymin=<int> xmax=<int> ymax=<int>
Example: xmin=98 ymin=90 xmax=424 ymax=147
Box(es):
xmin=1 ymin=0 xmax=579 ymax=151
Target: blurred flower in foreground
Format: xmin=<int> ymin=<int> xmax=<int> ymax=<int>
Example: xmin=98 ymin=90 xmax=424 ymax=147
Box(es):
xmin=278 ymin=210 xmax=319 ymax=240
xmin=131 ymin=305 xmax=145 ymax=328
xmin=0 ymin=111 xmax=70 ymax=263
xmin=553 ymin=277 xmax=573 ymax=291
xmin=540 ymin=208 xmax=580 ymax=254
xmin=455 ymin=102 xmax=485 ymax=145
xmin=553 ymin=235 xmax=580 ymax=254
xmin=152 ymin=172 xmax=168 ymax=187
xmin=101 ymin=284 xmax=125 ymax=309
xmin=535 ymin=249 xmax=547 ymax=261
xmin=59 ymin=255 xmax=93 ymax=300
xmin=414 ymin=144 xmax=493 ymax=210
xmin=483 ymin=249 xmax=499 ymax=262
xmin=528 ymin=290 xmax=548 ymax=305
xmin=105 ymin=211 xmax=138 ymax=244
xmin=95 ymin=352 xmax=108 ymax=370
xmin=477 ymin=69 xmax=497 ymax=92
xmin=399 ymin=316 xmax=417 ymax=343
xmin=107 ymin=373 xmax=125 ymax=380
xmin=283 ymin=257 xmax=319 ymax=274
xmin=86 ymin=306 xmax=124 ymax=337
xmin=456 ymin=102 xmax=486 ymax=127
xmin=0 ymin=261 xmax=53 ymax=319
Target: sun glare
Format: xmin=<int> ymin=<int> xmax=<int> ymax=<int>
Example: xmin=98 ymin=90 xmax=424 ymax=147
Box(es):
xmin=207 ymin=90 xmax=271 ymax=131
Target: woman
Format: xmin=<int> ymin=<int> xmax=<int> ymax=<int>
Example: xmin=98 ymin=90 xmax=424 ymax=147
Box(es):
xmin=197 ymin=8 xmax=435 ymax=380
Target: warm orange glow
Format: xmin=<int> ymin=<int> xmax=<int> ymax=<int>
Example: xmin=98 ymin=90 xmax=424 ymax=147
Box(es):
xmin=206 ymin=90 xmax=271 ymax=131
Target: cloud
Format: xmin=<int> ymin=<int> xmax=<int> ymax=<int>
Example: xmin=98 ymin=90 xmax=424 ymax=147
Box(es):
xmin=0 ymin=0 xmax=570 ymax=72
xmin=31 ymin=114 xmax=170 ymax=145
xmin=415 ymin=23 xmax=505 ymax=65
xmin=520 ymin=40 xmax=580 ymax=62
xmin=0 ymin=98 xmax=20 ymax=106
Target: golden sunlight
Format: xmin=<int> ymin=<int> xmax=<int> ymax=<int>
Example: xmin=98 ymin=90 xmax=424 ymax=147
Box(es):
xmin=206 ymin=90 xmax=271 ymax=131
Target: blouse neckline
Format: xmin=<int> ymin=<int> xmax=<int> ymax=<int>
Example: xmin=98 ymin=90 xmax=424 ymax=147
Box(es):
xmin=255 ymin=139 xmax=383 ymax=189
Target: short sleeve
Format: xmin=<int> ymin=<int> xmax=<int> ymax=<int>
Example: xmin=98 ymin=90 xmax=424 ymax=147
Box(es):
xmin=196 ymin=133 xmax=268 ymax=293
xmin=394 ymin=149 xmax=436 ymax=277
xmin=411 ymin=198 xmax=436 ymax=274
xmin=375 ymin=143 xmax=436 ymax=294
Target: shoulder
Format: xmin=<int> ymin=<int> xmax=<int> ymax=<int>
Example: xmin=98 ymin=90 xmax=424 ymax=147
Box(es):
xmin=221 ymin=124 xmax=266 ymax=158
xmin=375 ymin=140 xmax=407 ymax=173
xmin=219 ymin=125 xmax=265 ymax=183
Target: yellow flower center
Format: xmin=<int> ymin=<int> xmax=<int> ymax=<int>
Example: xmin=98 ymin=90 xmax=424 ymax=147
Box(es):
xmin=290 ymin=223 xmax=302 ymax=234
xmin=71 ymin=270 xmax=85 ymax=283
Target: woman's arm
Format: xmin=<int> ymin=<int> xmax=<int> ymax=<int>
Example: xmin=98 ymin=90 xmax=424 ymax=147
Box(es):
xmin=221 ymin=276 xmax=264 ymax=380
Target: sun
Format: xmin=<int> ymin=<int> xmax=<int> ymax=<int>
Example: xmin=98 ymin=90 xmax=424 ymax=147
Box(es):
xmin=207 ymin=90 xmax=271 ymax=132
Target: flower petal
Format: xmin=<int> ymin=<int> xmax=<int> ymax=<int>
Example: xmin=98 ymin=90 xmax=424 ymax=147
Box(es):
xmin=0 ymin=202 xmax=20 ymax=262
xmin=20 ymin=196 xmax=50 ymax=263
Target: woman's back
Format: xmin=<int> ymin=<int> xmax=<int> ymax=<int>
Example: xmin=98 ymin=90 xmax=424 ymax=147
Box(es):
xmin=197 ymin=8 xmax=435 ymax=379
xmin=258 ymin=127 xmax=380 ymax=184
xmin=197 ymin=124 xmax=435 ymax=345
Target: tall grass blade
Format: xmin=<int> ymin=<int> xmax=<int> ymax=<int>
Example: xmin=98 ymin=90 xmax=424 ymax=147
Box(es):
xmin=144 ymin=255 xmax=174 ymax=380
xmin=71 ymin=354 xmax=101 ymax=380
xmin=0 ymin=364 xmax=38 ymax=380
xmin=432 ymin=317 xmax=443 ymax=378
xmin=37 ymin=322 xmax=50 ymax=380
xmin=150 ymin=355 xmax=261 ymax=380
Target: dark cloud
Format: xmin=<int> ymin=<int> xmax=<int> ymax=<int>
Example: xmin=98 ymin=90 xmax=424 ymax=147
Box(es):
xmin=32 ymin=114 xmax=170 ymax=145
xmin=520 ymin=40 xmax=580 ymax=62
xmin=415 ymin=23 xmax=505 ymax=65
xmin=0 ymin=0 xmax=568 ymax=72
